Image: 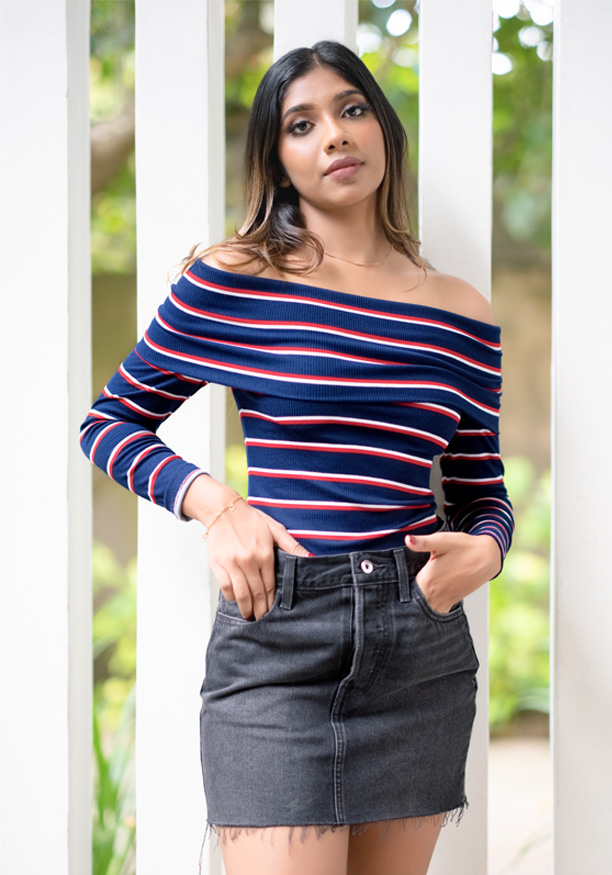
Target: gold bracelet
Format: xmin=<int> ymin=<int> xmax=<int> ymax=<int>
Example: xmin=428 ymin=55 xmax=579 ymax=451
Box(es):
xmin=202 ymin=495 xmax=244 ymax=540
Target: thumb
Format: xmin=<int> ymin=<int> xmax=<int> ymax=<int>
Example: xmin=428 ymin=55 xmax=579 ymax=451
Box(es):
xmin=405 ymin=533 xmax=438 ymax=553
xmin=271 ymin=522 xmax=311 ymax=557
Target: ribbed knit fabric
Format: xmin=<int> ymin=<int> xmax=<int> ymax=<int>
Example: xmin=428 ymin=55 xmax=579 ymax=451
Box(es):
xmin=80 ymin=261 xmax=514 ymax=558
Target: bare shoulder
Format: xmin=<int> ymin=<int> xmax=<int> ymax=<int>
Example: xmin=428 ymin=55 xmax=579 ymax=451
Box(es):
xmin=425 ymin=271 xmax=495 ymax=325
xmin=199 ymin=245 xmax=255 ymax=273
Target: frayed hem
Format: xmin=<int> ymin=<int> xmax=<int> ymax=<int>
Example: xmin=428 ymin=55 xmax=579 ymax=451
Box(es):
xmin=202 ymin=800 xmax=468 ymax=849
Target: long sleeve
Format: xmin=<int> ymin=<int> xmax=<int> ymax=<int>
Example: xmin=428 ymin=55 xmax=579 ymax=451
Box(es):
xmin=439 ymin=410 xmax=514 ymax=562
xmin=79 ymin=342 xmax=208 ymax=518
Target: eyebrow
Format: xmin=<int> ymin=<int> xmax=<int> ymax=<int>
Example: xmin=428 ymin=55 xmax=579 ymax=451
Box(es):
xmin=280 ymin=89 xmax=365 ymax=124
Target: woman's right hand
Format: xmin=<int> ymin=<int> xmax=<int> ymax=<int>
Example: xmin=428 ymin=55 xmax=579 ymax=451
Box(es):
xmin=182 ymin=474 xmax=310 ymax=620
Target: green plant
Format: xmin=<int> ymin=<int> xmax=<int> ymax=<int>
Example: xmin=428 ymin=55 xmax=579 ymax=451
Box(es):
xmin=489 ymin=457 xmax=551 ymax=729
xmin=93 ymin=687 xmax=136 ymax=875
xmin=93 ymin=542 xmax=137 ymax=875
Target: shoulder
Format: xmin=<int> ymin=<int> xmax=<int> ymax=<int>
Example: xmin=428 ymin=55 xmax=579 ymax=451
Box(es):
xmin=425 ymin=271 xmax=495 ymax=325
xmin=199 ymin=243 xmax=278 ymax=278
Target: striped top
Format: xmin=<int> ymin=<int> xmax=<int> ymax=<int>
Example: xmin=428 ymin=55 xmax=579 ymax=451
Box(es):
xmin=80 ymin=260 xmax=514 ymax=559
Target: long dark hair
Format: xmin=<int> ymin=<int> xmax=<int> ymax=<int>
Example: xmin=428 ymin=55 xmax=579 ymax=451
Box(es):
xmin=183 ymin=41 xmax=426 ymax=276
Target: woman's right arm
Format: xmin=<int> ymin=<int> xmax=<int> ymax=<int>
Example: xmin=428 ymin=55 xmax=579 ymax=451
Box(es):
xmin=81 ymin=318 xmax=307 ymax=620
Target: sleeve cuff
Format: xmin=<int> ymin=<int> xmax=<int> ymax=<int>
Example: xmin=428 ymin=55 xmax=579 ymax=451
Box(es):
xmin=173 ymin=468 xmax=208 ymax=521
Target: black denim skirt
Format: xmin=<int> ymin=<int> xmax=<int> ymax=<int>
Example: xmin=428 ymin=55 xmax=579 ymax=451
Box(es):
xmin=199 ymin=546 xmax=479 ymax=830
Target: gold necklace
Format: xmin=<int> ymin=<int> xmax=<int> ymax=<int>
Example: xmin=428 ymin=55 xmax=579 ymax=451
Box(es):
xmin=324 ymin=244 xmax=393 ymax=268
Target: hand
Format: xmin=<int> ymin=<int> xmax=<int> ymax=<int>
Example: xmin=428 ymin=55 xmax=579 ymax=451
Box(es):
xmin=405 ymin=531 xmax=502 ymax=614
xmin=182 ymin=473 xmax=309 ymax=620
xmin=207 ymin=499 xmax=309 ymax=620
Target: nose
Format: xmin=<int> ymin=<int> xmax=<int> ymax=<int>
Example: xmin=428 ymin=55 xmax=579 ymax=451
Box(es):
xmin=323 ymin=118 xmax=352 ymax=153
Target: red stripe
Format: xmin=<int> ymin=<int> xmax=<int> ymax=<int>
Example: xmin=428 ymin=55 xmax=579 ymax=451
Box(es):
xmin=168 ymin=294 xmax=501 ymax=373
xmin=89 ymin=421 xmax=122 ymax=464
xmin=144 ymin=331 xmax=500 ymax=414
xmin=290 ymin=518 xmax=437 ymax=541
xmin=128 ymin=446 xmax=157 ymax=493
xmin=184 ymin=270 xmax=502 ymax=350
xmin=108 ymin=431 xmax=148 ymax=480
xmin=148 ymin=455 xmax=180 ymax=504
xmin=249 ymin=470 xmax=427 ymax=494
xmin=239 ymin=410 xmax=449 ymax=447
xmin=245 ymin=439 xmax=431 ymax=466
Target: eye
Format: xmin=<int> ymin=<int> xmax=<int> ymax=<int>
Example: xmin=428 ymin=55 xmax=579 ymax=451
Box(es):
xmin=285 ymin=118 xmax=313 ymax=136
xmin=343 ymin=102 xmax=372 ymax=118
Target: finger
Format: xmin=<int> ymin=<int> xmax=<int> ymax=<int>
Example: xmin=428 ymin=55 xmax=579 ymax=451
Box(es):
xmin=259 ymin=557 xmax=277 ymax=613
xmin=225 ymin=566 xmax=255 ymax=620
xmin=213 ymin=565 xmax=237 ymax=603
xmin=271 ymin=522 xmax=310 ymax=557
xmin=234 ymin=554 xmax=271 ymax=620
xmin=405 ymin=532 xmax=451 ymax=553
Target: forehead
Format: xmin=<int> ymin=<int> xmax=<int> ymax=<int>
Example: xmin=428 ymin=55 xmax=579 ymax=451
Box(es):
xmin=280 ymin=66 xmax=362 ymax=113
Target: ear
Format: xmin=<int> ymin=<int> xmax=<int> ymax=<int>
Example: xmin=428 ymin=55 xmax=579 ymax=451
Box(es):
xmin=279 ymin=175 xmax=292 ymax=189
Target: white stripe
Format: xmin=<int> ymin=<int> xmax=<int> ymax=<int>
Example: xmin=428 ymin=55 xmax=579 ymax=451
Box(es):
xmin=119 ymin=364 xmax=191 ymax=400
xmin=185 ymin=275 xmax=500 ymax=347
xmin=143 ymin=335 xmax=500 ymax=418
xmin=127 ymin=446 xmax=157 ymax=492
xmin=147 ymin=457 xmax=169 ymax=501
xmin=106 ymin=429 xmax=150 ymax=477
xmin=103 ymin=385 xmax=171 ymax=420
xmin=441 ymin=475 xmax=504 ymax=485
xmin=247 ymin=467 xmax=431 ymax=494
xmin=161 ymin=303 xmax=500 ymax=376
xmin=239 ymin=408 xmax=451 ymax=442
xmin=440 ymin=452 xmax=500 ymax=460
xmin=89 ymin=421 xmax=120 ymax=461
xmin=288 ymin=513 xmax=439 ymax=540
xmin=248 ymin=497 xmax=425 ymax=510
xmin=245 ymin=438 xmax=431 ymax=467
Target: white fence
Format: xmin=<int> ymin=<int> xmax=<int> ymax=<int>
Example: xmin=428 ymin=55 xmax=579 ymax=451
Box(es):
xmin=1 ymin=0 xmax=611 ymax=873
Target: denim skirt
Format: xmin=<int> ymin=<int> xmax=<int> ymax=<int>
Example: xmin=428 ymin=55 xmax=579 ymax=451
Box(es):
xmin=199 ymin=546 xmax=479 ymax=830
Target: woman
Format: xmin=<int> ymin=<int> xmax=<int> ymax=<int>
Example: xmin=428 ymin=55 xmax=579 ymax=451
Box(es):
xmin=81 ymin=41 xmax=513 ymax=875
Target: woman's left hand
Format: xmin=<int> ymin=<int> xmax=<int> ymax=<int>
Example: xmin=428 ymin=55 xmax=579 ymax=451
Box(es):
xmin=405 ymin=531 xmax=502 ymax=614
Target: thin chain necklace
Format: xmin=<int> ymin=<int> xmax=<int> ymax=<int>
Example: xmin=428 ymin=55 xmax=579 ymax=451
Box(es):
xmin=323 ymin=244 xmax=393 ymax=268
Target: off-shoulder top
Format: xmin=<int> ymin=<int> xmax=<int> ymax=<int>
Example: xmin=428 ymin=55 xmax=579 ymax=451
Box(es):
xmin=80 ymin=260 xmax=514 ymax=558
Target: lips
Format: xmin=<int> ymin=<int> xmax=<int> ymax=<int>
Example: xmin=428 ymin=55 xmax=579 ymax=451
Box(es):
xmin=324 ymin=156 xmax=362 ymax=176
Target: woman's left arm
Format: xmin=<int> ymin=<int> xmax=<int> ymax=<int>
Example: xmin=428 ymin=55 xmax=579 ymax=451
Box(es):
xmin=406 ymin=410 xmax=514 ymax=613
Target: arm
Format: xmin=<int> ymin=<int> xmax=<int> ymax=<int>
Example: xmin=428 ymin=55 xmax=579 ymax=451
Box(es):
xmin=80 ymin=321 xmax=308 ymax=620
xmin=406 ymin=411 xmax=514 ymax=613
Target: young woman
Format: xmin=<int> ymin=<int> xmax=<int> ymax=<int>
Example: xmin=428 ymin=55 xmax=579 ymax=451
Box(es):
xmin=81 ymin=41 xmax=513 ymax=875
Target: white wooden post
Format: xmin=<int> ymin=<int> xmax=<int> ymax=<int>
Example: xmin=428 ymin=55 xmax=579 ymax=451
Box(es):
xmin=134 ymin=1 xmax=225 ymax=873
xmin=551 ymin=2 xmax=612 ymax=871
xmin=274 ymin=0 xmax=358 ymax=59
xmin=0 ymin=2 xmax=92 ymax=874
xmin=419 ymin=2 xmax=492 ymax=872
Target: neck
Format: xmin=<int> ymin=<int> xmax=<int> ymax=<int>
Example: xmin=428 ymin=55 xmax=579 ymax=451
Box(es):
xmin=299 ymin=197 xmax=388 ymax=265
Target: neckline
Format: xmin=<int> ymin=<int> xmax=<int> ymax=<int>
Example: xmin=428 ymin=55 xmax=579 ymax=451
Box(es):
xmin=192 ymin=260 xmax=500 ymax=336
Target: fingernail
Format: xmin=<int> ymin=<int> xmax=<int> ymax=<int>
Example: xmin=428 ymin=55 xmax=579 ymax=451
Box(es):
xmin=406 ymin=535 xmax=415 ymax=546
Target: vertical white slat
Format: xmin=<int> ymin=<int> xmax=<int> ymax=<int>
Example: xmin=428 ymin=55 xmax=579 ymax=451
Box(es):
xmin=418 ymin=2 xmax=492 ymax=872
xmin=551 ymin=2 xmax=612 ymax=872
xmin=274 ymin=0 xmax=358 ymax=59
xmin=0 ymin=2 xmax=92 ymax=875
xmin=134 ymin=2 xmax=225 ymax=873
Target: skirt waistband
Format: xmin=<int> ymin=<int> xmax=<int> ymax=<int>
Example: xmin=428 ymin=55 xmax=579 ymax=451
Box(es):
xmin=275 ymin=545 xmax=430 ymax=593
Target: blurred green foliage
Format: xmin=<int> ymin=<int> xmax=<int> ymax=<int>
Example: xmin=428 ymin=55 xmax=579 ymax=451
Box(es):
xmin=489 ymin=457 xmax=551 ymax=728
xmin=90 ymin=0 xmax=552 ymax=273
xmin=93 ymin=543 xmax=136 ymax=875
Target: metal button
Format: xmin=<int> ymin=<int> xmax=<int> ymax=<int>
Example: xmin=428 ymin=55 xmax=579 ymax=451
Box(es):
xmin=360 ymin=559 xmax=374 ymax=574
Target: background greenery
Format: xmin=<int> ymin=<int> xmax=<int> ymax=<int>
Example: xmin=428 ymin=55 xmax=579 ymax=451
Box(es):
xmin=90 ymin=1 xmax=553 ymax=871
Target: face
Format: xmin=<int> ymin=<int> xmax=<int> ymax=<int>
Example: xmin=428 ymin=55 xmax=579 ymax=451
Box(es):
xmin=276 ymin=66 xmax=386 ymax=216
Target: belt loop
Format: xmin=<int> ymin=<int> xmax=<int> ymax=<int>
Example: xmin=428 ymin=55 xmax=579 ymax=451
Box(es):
xmin=393 ymin=548 xmax=411 ymax=603
xmin=280 ymin=553 xmax=296 ymax=611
